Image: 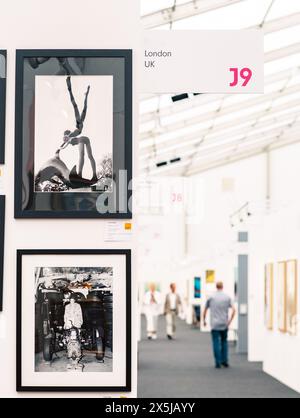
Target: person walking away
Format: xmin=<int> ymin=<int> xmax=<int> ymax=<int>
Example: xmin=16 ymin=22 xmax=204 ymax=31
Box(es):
xmin=143 ymin=283 xmax=162 ymax=340
xmin=164 ymin=283 xmax=182 ymax=340
xmin=203 ymin=282 xmax=236 ymax=369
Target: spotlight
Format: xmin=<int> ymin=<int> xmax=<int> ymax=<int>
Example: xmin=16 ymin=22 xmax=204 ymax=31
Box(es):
xmin=156 ymin=161 xmax=168 ymax=168
xmin=170 ymin=157 xmax=181 ymax=164
xmin=171 ymin=94 xmax=189 ymax=102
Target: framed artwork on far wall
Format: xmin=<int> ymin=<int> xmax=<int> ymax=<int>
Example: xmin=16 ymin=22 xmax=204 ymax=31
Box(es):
xmin=206 ymin=270 xmax=215 ymax=284
xmin=0 ymin=196 xmax=5 ymax=311
xmin=264 ymin=263 xmax=274 ymax=331
xmin=286 ymin=260 xmax=298 ymax=336
xmin=278 ymin=261 xmax=287 ymax=333
xmin=15 ymin=49 xmax=132 ymax=219
xmin=194 ymin=277 xmax=201 ymax=299
xmin=17 ymin=249 xmax=131 ymax=392
xmin=0 ymin=50 xmax=6 ymax=164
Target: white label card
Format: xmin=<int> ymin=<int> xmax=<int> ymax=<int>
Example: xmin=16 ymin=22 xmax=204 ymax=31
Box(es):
xmin=104 ymin=221 xmax=133 ymax=243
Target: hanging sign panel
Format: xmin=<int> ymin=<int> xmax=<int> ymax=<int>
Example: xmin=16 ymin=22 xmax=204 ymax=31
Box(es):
xmin=141 ymin=30 xmax=264 ymax=94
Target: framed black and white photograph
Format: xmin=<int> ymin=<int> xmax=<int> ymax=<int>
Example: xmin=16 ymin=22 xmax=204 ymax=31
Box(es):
xmin=0 ymin=50 xmax=6 ymax=164
xmin=15 ymin=50 xmax=132 ymax=218
xmin=0 ymin=195 xmax=5 ymax=311
xmin=17 ymin=249 xmax=131 ymax=392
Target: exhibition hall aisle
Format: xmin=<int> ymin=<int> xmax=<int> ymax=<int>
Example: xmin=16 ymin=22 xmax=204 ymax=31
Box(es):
xmin=138 ymin=318 xmax=300 ymax=398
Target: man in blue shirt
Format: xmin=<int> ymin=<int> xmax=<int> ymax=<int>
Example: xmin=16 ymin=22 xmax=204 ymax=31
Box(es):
xmin=203 ymin=282 xmax=236 ymax=369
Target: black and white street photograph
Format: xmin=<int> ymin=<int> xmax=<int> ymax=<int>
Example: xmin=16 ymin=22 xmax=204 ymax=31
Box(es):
xmin=35 ymin=266 xmax=113 ymax=373
xmin=34 ymin=75 xmax=113 ymax=193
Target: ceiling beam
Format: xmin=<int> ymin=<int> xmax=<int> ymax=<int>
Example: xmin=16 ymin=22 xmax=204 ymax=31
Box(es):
xmin=143 ymin=129 xmax=300 ymax=177
xmin=140 ymin=82 xmax=300 ymax=141
xmin=140 ymin=106 xmax=300 ymax=166
xmin=142 ymin=0 xmax=245 ymax=29
xmin=265 ymin=42 xmax=300 ymax=63
xmin=141 ymin=122 xmax=300 ymax=172
xmin=253 ymin=12 xmax=300 ymax=34
xmin=186 ymin=131 xmax=300 ymax=176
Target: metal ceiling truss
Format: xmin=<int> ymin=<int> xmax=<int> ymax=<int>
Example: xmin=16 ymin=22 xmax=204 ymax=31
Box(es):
xmin=147 ymin=128 xmax=300 ymax=177
xmin=142 ymin=122 xmax=300 ymax=174
xmin=140 ymin=105 xmax=300 ymax=167
xmin=140 ymin=83 xmax=300 ymax=142
xmin=142 ymin=0 xmax=245 ymax=29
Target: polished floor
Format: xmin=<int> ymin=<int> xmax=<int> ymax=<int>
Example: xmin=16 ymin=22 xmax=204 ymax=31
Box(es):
xmin=138 ymin=316 xmax=300 ymax=398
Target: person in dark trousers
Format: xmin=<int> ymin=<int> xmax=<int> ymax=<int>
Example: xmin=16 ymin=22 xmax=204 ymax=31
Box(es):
xmin=203 ymin=282 xmax=236 ymax=369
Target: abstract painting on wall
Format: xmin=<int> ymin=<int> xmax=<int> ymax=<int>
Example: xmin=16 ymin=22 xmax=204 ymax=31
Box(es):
xmin=206 ymin=270 xmax=215 ymax=284
xmin=194 ymin=277 xmax=201 ymax=299
xmin=264 ymin=263 xmax=274 ymax=330
xmin=278 ymin=261 xmax=287 ymax=333
xmin=286 ymin=260 xmax=298 ymax=336
xmin=144 ymin=282 xmax=161 ymax=293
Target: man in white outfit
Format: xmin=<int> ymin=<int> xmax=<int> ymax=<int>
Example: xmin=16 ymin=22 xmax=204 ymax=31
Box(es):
xmin=164 ymin=283 xmax=182 ymax=340
xmin=64 ymin=295 xmax=83 ymax=330
xmin=143 ymin=283 xmax=162 ymax=340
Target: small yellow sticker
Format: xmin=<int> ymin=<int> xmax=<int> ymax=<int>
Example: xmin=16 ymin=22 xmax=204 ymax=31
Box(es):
xmin=124 ymin=223 xmax=132 ymax=231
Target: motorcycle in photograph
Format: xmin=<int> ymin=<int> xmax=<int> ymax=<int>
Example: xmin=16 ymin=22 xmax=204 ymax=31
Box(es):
xmin=64 ymin=324 xmax=83 ymax=371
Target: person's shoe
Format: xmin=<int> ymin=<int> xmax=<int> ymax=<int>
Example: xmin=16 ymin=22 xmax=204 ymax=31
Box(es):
xmin=222 ymin=363 xmax=230 ymax=368
xmin=215 ymin=364 xmax=221 ymax=369
xmin=167 ymin=335 xmax=173 ymax=340
xmin=152 ymin=334 xmax=157 ymax=340
xmin=147 ymin=335 xmax=152 ymax=340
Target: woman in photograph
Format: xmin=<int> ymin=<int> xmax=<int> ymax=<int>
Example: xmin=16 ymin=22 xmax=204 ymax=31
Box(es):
xmin=60 ymin=76 xmax=97 ymax=183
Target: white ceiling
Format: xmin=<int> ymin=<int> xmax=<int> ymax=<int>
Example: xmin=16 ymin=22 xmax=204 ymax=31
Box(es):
xmin=140 ymin=0 xmax=300 ymax=177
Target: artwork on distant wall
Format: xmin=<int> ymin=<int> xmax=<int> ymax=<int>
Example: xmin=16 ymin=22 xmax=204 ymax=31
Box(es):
xmin=234 ymin=266 xmax=238 ymax=302
xmin=144 ymin=282 xmax=161 ymax=293
xmin=264 ymin=263 xmax=274 ymax=331
xmin=0 ymin=50 xmax=6 ymax=164
xmin=0 ymin=196 xmax=5 ymax=311
xmin=17 ymin=249 xmax=131 ymax=392
xmin=194 ymin=277 xmax=201 ymax=299
xmin=15 ymin=49 xmax=132 ymax=219
xmin=206 ymin=270 xmax=215 ymax=284
xmin=286 ymin=260 xmax=298 ymax=336
xmin=278 ymin=261 xmax=287 ymax=333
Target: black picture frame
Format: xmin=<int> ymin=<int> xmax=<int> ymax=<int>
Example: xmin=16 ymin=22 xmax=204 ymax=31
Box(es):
xmin=0 ymin=196 xmax=5 ymax=311
xmin=17 ymin=249 xmax=132 ymax=392
xmin=0 ymin=50 xmax=6 ymax=164
xmin=15 ymin=49 xmax=132 ymax=219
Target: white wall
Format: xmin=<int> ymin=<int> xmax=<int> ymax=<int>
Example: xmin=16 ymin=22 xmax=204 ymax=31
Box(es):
xmin=187 ymin=143 xmax=300 ymax=393
xmin=249 ymin=208 xmax=300 ymax=393
xmin=248 ymin=143 xmax=300 ymax=393
xmin=0 ymin=0 xmax=140 ymax=398
xmin=187 ymin=154 xmax=267 ymax=296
